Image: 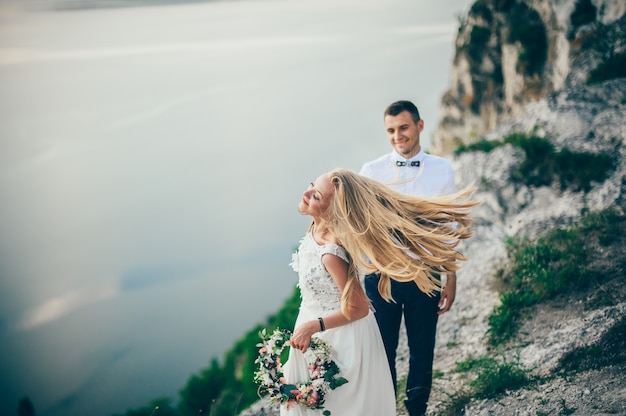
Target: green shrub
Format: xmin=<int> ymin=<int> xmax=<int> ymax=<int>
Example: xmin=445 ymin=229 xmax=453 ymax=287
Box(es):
xmin=456 ymin=355 xmax=531 ymax=399
xmin=507 ymin=133 xmax=615 ymax=192
xmin=587 ymin=51 xmax=626 ymax=84
xmin=570 ymin=0 xmax=597 ymax=27
xmin=553 ymin=148 xmax=615 ymax=191
xmin=470 ymin=0 xmax=493 ymax=23
xmin=468 ymin=25 xmax=491 ymax=62
xmin=112 ymin=398 xmax=177 ymax=416
xmin=494 ymin=0 xmax=516 ymax=12
xmin=509 ymin=2 xmax=548 ymax=75
xmin=454 ymin=132 xmax=615 ymax=193
xmin=454 ymin=139 xmax=503 ymax=155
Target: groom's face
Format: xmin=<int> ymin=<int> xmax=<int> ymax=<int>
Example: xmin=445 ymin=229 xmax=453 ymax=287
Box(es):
xmin=385 ymin=110 xmax=423 ymax=158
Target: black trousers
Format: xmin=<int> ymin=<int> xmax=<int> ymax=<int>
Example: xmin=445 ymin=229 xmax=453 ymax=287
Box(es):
xmin=365 ymin=274 xmax=440 ymax=416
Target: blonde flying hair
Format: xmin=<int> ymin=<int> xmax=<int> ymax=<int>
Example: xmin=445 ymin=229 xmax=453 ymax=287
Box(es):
xmin=321 ymin=168 xmax=478 ymax=307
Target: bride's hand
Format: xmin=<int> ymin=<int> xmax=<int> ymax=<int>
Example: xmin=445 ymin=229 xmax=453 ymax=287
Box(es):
xmin=290 ymin=320 xmax=318 ymax=352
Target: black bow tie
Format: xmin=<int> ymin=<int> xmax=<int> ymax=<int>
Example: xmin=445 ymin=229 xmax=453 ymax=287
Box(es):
xmin=396 ymin=161 xmax=420 ymax=167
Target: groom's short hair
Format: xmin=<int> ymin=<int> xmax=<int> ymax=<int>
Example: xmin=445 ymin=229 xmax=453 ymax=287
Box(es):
xmin=384 ymin=100 xmax=420 ymax=123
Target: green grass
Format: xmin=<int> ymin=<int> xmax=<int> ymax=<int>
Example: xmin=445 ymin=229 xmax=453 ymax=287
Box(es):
xmin=454 ymin=138 xmax=502 ymax=155
xmin=438 ymin=202 xmax=624 ymax=411
xmin=487 ymin=206 xmax=624 ymax=346
xmin=501 ymin=133 xmax=614 ymax=191
xmin=395 ymin=375 xmax=408 ymax=412
xmin=438 ymin=180 xmax=625 ymax=413
xmin=454 ymin=132 xmax=615 ymax=192
xmin=439 ymin=354 xmax=532 ymax=415
xmin=439 ymin=390 xmax=472 ymax=416
xmin=457 ymin=355 xmax=531 ymax=398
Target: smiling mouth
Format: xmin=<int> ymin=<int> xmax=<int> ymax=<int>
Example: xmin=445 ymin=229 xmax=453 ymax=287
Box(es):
xmin=302 ymin=198 xmax=309 ymax=206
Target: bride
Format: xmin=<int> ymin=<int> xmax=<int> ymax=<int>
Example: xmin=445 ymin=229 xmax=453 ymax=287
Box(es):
xmin=280 ymin=168 xmax=476 ymax=415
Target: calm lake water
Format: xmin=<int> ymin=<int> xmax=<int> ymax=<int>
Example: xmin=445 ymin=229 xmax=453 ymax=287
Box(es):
xmin=0 ymin=0 xmax=471 ymax=414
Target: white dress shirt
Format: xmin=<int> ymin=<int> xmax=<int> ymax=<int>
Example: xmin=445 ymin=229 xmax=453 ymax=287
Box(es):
xmin=359 ymin=148 xmax=456 ymax=197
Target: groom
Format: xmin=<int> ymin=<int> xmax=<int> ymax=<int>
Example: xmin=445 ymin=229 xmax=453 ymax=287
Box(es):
xmin=359 ymin=100 xmax=457 ymax=416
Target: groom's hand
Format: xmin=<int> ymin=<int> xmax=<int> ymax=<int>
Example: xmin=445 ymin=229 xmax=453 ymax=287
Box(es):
xmin=438 ymin=273 xmax=456 ymax=315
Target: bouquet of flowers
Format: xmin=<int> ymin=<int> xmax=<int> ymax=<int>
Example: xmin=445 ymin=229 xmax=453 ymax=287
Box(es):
xmin=253 ymin=328 xmax=348 ymax=415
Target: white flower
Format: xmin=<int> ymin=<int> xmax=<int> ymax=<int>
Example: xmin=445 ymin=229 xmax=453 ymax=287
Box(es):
xmin=312 ymin=379 xmax=325 ymax=389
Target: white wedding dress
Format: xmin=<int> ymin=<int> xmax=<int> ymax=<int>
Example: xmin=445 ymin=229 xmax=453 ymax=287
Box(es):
xmin=280 ymin=230 xmax=396 ymax=416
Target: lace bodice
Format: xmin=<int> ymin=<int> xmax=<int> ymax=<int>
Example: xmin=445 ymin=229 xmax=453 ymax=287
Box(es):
xmin=290 ymin=231 xmax=348 ymax=316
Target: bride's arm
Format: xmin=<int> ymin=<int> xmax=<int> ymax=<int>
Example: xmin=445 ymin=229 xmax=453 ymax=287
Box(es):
xmin=290 ymin=253 xmax=369 ymax=352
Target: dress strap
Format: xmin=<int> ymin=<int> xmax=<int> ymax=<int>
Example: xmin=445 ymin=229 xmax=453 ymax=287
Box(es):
xmin=320 ymin=243 xmax=349 ymax=264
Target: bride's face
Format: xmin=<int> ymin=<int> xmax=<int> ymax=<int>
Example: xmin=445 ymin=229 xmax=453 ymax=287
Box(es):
xmin=299 ymin=174 xmax=334 ymax=217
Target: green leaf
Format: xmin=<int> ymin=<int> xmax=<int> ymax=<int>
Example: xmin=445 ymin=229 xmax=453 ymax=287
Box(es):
xmin=280 ymin=384 xmax=298 ymax=394
xmin=329 ymin=377 xmax=349 ymax=390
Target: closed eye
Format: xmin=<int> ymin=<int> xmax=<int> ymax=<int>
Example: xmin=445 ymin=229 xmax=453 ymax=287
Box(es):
xmin=309 ymin=182 xmax=320 ymax=201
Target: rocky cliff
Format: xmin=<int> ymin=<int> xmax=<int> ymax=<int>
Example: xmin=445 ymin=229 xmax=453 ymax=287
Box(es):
xmin=432 ymin=0 xmax=625 ymax=156
xmin=425 ymin=0 xmax=626 ymax=413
